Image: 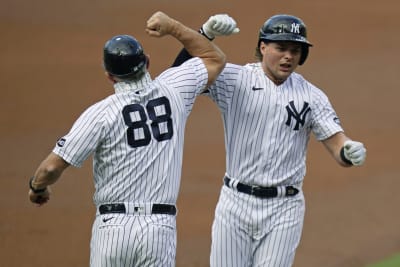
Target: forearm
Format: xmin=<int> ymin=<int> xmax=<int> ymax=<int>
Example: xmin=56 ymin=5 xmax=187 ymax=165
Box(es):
xmin=32 ymin=166 xmax=62 ymax=189
xmin=322 ymin=132 xmax=366 ymax=167
xmin=322 ymin=132 xmax=351 ymax=167
xmin=146 ymin=12 xmax=225 ymax=85
xmin=172 ymin=14 xmax=239 ymax=68
xmin=171 ymin=29 xmax=211 ymax=67
xmin=168 ymin=18 xmax=225 ymax=73
xmin=31 ymin=152 xmax=69 ymax=190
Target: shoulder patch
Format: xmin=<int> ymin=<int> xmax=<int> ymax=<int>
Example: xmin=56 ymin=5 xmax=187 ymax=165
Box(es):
xmin=57 ymin=137 xmax=66 ymax=147
xmin=333 ymin=117 xmax=341 ymax=125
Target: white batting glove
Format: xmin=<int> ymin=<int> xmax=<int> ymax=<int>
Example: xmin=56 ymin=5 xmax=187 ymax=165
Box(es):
xmin=200 ymin=14 xmax=240 ymax=40
xmin=343 ymin=140 xmax=367 ymax=166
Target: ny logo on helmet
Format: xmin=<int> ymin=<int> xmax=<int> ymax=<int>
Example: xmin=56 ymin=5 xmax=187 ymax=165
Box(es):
xmin=291 ymin=23 xmax=300 ymax=34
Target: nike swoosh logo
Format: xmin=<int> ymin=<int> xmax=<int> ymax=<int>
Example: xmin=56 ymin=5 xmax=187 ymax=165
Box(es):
xmin=252 ymin=86 xmax=263 ymax=91
xmin=102 ymin=217 xmax=114 ymax=223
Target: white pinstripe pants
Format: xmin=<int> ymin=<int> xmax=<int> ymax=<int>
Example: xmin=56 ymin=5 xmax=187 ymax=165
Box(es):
xmin=90 ymin=213 xmax=176 ymax=267
xmin=210 ymin=185 xmax=305 ymax=267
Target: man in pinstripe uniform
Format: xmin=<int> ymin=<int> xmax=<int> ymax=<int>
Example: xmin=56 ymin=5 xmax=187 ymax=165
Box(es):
xmin=173 ymin=14 xmax=367 ymax=266
xmin=28 ymin=11 xmax=226 ymax=266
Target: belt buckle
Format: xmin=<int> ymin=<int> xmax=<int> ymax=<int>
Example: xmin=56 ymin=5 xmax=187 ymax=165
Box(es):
xmin=104 ymin=204 xmax=113 ymax=212
xmin=286 ymin=186 xmax=299 ymax=196
xmin=250 ymin=185 xmax=260 ymax=195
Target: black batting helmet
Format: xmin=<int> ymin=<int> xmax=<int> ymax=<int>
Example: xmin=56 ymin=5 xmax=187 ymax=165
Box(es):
xmin=258 ymin=14 xmax=313 ymax=65
xmin=103 ymin=35 xmax=147 ymax=79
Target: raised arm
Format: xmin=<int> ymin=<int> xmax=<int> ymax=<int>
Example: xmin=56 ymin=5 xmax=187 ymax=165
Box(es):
xmin=171 ymin=14 xmax=239 ymax=68
xmin=146 ymin=11 xmax=227 ymax=87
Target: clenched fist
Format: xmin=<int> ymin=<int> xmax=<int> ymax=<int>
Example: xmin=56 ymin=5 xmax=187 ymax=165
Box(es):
xmin=201 ymin=14 xmax=240 ymax=40
xmin=343 ymin=140 xmax=366 ymax=166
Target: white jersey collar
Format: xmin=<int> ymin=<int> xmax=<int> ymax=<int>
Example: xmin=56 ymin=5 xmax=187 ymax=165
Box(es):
xmin=113 ymin=72 xmax=152 ymax=94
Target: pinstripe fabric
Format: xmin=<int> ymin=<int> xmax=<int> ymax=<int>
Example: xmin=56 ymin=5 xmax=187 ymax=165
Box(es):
xmin=207 ymin=62 xmax=343 ymax=267
xmin=53 ymin=57 xmax=207 ymax=267
xmin=90 ymin=214 xmax=176 ymax=267
xmin=208 ymin=62 xmax=343 ymax=186
xmin=211 ymin=187 xmax=304 ymax=267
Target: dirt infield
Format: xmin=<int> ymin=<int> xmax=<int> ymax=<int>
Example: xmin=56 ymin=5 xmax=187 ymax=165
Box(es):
xmin=1 ymin=1 xmax=399 ymax=266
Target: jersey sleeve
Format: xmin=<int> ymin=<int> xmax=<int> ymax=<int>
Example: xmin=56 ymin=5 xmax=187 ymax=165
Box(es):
xmin=159 ymin=57 xmax=208 ymax=93
xmin=52 ymin=101 xmax=107 ymax=167
xmin=157 ymin=57 xmax=208 ymax=114
xmin=310 ymin=88 xmax=344 ymax=141
xmin=205 ymin=63 xmax=242 ymax=113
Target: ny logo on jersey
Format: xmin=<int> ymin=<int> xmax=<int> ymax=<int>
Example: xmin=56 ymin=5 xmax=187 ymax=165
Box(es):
xmin=285 ymin=101 xmax=311 ymax=131
xmin=291 ymin=23 xmax=300 ymax=34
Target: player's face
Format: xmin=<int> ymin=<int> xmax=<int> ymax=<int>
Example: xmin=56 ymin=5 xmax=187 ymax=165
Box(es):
xmin=260 ymin=41 xmax=302 ymax=85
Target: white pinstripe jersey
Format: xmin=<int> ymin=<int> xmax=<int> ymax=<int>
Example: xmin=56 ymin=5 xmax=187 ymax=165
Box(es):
xmin=207 ymin=62 xmax=343 ymax=186
xmin=53 ymin=57 xmax=207 ymax=206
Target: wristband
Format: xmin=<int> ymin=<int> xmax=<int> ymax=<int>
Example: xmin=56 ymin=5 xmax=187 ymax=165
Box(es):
xmin=340 ymin=147 xmax=353 ymax=165
xmin=199 ymin=27 xmax=214 ymax=41
xmin=29 ymin=176 xmax=47 ymax=194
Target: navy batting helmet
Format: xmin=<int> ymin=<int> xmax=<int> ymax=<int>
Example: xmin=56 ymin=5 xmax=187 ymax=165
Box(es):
xmin=103 ymin=35 xmax=147 ymax=79
xmin=258 ymin=14 xmax=312 ymax=65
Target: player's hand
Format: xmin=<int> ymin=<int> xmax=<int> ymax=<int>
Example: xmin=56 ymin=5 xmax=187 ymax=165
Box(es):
xmin=29 ymin=187 xmax=51 ymax=206
xmin=343 ymin=140 xmax=366 ymax=166
xmin=201 ymin=14 xmax=240 ymax=40
xmin=146 ymin=11 xmax=175 ymax=37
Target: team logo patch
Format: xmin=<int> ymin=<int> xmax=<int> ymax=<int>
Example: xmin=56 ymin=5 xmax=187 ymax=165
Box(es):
xmin=333 ymin=117 xmax=341 ymax=125
xmin=57 ymin=137 xmax=66 ymax=147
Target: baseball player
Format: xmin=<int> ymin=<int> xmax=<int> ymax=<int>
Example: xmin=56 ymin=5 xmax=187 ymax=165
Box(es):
xmin=28 ymin=11 xmax=225 ymax=267
xmin=172 ymin=14 xmax=367 ymax=266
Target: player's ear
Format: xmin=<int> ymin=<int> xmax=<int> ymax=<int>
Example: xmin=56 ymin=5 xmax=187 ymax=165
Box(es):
xmin=259 ymin=41 xmax=268 ymax=56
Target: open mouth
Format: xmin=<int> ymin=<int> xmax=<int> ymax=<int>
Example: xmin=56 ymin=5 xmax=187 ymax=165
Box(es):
xmin=280 ymin=63 xmax=292 ymax=71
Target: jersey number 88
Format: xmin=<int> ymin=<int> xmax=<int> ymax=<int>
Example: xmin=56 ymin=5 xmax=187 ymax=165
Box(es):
xmin=122 ymin=96 xmax=173 ymax=148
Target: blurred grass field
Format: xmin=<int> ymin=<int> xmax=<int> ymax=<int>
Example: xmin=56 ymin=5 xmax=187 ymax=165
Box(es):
xmin=366 ymin=254 xmax=400 ymax=267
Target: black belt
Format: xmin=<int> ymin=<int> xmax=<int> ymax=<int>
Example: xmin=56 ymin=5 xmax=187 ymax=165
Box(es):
xmin=99 ymin=203 xmax=176 ymax=215
xmin=224 ymin=176 xmax=299 ymax=198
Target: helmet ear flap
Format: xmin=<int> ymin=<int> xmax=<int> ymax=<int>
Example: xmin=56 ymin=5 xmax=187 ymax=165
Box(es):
xmin=299 ymin=45 xmax=309 ymax=65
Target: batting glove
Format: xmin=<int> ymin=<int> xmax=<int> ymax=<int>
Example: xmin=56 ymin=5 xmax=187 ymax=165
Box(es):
xmin=343 ymin=140 xmax=367 ymax=166
xmin=200 ymin=14 xmax=240 ymax=40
